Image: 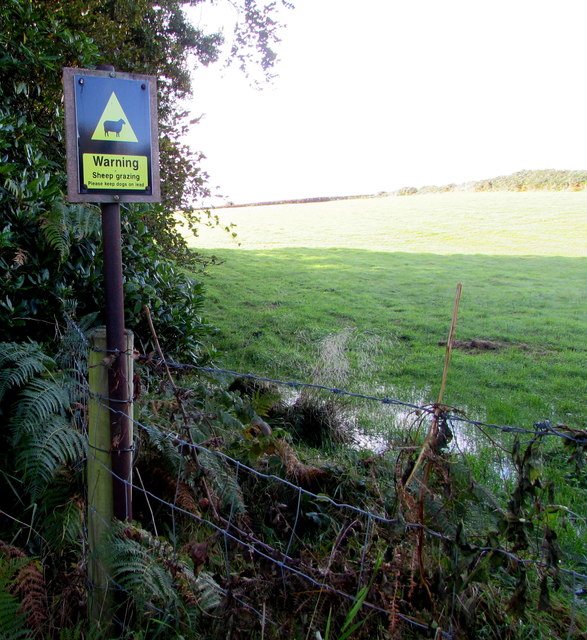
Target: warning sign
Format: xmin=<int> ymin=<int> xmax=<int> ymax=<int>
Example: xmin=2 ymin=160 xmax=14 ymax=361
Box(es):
xmin=91 ymin=92 xmax=138 ymax=142
xmin=63 ymin=67 xmax=160 ymax=203
xmin=82 ymin=154 xmax=148 ymax=190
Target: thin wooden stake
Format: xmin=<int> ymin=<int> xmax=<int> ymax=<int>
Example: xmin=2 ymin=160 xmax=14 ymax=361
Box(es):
xmin=143 ymin=305 xmax=177 ymax=391
xmin=438 ymin=282 xmax=463 ymax=406
xmin=143 ymin=305 xmax=191 ymax=427
xmin=403 ymin=283 xmax=463 ymax=489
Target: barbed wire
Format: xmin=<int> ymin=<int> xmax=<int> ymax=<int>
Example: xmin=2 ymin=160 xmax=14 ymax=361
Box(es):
xmin=94 ymin=397 xmax=587 ymax=584
xmin=64 ymin=313 xmax=587 ymax=445
xmin=93 ymin=395 xmax=430 ymax=531
xmin=87 ymin=451 xmax=454 ymax=639
xmin=138 ymin=359 xmax=586 ymax=445
xmin=85 ymin=414 xmax=587 ymax=640
xmin=69 ymin=339 xmax=587 ymax=576
xmin=63 ymin=317 xmax=586 ymax=638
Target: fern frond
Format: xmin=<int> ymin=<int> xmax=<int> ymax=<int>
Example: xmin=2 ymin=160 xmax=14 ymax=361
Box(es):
xmin=0 ymin=589 xmax=30 ymax=640
xmin=0 ymin=548 xmax=37 ymax=639
xmin=58 ymin=622 xmax=104 ymax=640
xmin=0 ymin=342 xmax=54 ymax=403
xmin=12 ymin=560 xmax=48 ymax=632
xmin=58 ymin=624 xmax=83 ymax=640
xmin=11 ymin=378 xmax=72 ymax=435
xmin=105 ymin=524 xmax=221 ymax=629
xmin=40 ymin=202 xmax=70 ymax=262
xmin=180 ymin=570 xmax=223 ymax=632
xmin=141 ymin=423 xmax=183 ymax=469
xmin=68 ymin=204 xmax=101 ymax=241
xmin=0 ymin=542 xmax=26 ymax=560
xmin=175 ymin=482 xmax=200 ymax=515
xmin=106 ymin=525 xmax=180 ymax=613
xmin=41 ymin=490 xmax=84 ymax=554
xmin=1 ymin=341 xmax=85 ymax=500
xmin=197 ymin=449 xmax=246 ymax=515
xmin=39 ymin=202 xmax=100 ymax=263
xmin=251 ymin=388 xmax=280 ymax=418
xmin=191 ymin=571 xmax=222 ymax=612
xmin=15 ymin=415 xmax=85 ymax=499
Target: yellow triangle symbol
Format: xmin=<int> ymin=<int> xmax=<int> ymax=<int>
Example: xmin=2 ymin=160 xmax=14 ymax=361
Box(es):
xmin=91 ymin=92 xmax=138 ymax=142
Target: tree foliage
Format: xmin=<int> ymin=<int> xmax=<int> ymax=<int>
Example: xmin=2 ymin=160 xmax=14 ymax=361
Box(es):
xmin=0 ymin=0 xmax=287 ymax=354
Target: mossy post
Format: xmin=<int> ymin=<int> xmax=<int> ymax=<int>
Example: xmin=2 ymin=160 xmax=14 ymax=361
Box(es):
xmin=88 ymin=327 xmax=134 ymax=629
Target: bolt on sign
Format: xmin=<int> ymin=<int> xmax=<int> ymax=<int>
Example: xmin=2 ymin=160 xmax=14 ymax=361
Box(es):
xmin=63 ymin=68 xmax=160 ymax=203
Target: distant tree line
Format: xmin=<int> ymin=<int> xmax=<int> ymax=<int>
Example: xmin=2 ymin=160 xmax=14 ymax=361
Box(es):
xmin=395 ymin=169 xmax=587 ymax=195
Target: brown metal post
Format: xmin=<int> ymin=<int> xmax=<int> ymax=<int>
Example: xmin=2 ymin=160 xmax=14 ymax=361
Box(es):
xmin=95 ymin=63 xmax=132 ymax=522
xmin=101 ymin=201 xmax=132 ymax=521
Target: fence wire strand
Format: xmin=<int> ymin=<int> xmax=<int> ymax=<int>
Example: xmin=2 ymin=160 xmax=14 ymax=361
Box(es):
xmin=87 ymin=451 xmax=453 ymax=638
xmin=139 ymin=358 xmax=587 ymax=445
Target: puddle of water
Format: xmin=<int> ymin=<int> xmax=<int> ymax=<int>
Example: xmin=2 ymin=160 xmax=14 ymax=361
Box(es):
xmin=277 ymin=383 xmax=516 ymax=486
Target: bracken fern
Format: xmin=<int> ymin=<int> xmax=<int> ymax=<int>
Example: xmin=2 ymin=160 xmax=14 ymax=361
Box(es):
xmin=0 ymin=342 xmax=86 ymax=500
xmin=39 ymin=202 xmax=100 ymax=263
xmin=104 ymin=522 xmax=221 ymax=633
xmin=0 ymin=572 xmax=30 ymax=640
xmin=0 ymin=542 xmax=48 ymax=638
xmin=0 ymin=342 xmax=54 ymax=399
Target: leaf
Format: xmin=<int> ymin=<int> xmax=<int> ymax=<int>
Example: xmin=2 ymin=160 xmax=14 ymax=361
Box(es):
xmin=0 ymin=553 xmax=33 ymax=640
xmin=0 ymin=342 xmax=54 ymax=401
xmin=12 ymin=378 xmax=71 ymax=433
xmin=16 ymin=414 xmax=85 ymax=499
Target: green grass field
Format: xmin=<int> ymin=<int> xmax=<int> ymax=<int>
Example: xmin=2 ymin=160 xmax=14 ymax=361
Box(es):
xmin=184 ymin=192 xmax=586 ymax=433
xmin=186 ymin=191 xmax=587 ymax=256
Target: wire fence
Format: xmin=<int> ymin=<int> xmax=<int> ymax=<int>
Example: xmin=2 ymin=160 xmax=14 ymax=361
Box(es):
xmin=65 ymin=312 xmax=587 ymax=640
xmin=98 ymin=397 xmax=587 ymax=582
xmin=66 ymin=317 xmax=587 ymax=446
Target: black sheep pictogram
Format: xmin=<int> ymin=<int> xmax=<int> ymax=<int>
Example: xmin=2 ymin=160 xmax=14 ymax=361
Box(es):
xmin=103 ymin=118 xmax=126 ymax=137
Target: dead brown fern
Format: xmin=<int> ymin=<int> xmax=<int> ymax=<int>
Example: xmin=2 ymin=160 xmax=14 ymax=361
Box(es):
xmin=13 ymin=560 xmax=48 ymax=632
xmin=175 ymin=481 xmax=202 ymax=516
xmin=277 ymin=439 xmax=327 ymax=487
xmin=0 ymin=541 xmax=48 ymax=633
xmin=0 ymin=540 xmax=26 ymax=559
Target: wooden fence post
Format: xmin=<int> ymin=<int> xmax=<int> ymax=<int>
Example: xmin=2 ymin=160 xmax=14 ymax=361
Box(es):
xmin=87 ymin=327 xmax=134 ymax=629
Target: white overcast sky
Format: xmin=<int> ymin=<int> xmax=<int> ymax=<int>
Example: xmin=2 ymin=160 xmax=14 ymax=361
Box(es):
xmin=186 ymin=0 xmax=587 ymax=205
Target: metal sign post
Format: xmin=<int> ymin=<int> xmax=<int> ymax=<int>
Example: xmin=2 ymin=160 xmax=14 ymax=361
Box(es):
xmin=64 ymin=66 xmax=160 ymax=522
xmin=100 ymin=199 xmax=133 ymax=522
